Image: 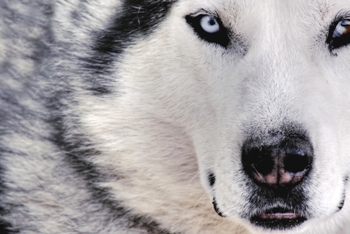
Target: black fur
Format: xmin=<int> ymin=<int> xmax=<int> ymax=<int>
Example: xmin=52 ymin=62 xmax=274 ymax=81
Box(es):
xmin=338 ymin=176 xmax=349 ymax=211
xmin=0 ymin=0 xmax=177 ymax=230
xmin=244 ymin=176 xmax=309 ymax=230
xmin=83 ymin=0 xmax=176 ymax=95
xmin=212 ymin=198 xmax=225 ymax=218
xmin=46 ymin=0 xmax=178 ymax=230
xmin=208 ymin=172 xmax=216 ymax=187
xmin=48 ymin=99 xmax=174 ymax=233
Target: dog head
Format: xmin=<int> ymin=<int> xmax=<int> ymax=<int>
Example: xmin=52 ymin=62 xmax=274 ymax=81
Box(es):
xmin=81 ymin=0 xmax=350 ymax=232
xmin=128 ymin=0 xmax=350 ymax=232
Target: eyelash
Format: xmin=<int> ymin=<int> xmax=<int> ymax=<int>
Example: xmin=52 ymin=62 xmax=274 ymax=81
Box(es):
xmin=185 ymin=14 xmax=230 ymax=48
xmin=326 ymin=15 xmax=350 ymax=52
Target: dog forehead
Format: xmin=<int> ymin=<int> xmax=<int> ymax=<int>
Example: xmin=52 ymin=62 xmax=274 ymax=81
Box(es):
xmin=178 ymin=0 xmax=345 ymax=23
xmin=174 ymin=0 xmax=350 ymax=49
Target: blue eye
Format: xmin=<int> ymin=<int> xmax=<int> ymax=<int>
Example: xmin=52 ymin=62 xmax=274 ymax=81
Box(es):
xmin=200 ymin=16 xmax=220 ymax=33
xmin=327 ymin=18 xmax=350 ymax=51
xmin=186 ymin=14 xmax=230 ymax=48
xmin=332 ymin=19 xmax=350 ymax=38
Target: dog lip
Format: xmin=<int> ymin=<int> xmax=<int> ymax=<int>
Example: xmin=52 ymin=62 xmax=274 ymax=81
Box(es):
xmin=254 ymin=207 xmax=305 ymax=220
xmin=249 ymin=207 xmax=307 ymax=229
xmin=258 ymin=210 xmax=300 ymax=220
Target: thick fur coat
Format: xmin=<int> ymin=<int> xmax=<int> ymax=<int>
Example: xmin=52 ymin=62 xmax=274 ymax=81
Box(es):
xmin=1 ymin=0 xmax=350 ymax=233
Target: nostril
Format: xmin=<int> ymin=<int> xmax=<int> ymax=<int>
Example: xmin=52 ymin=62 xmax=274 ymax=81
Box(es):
xmin=283 ymin=150 xmax=312 ymax=173
xmin=245 ymin=147 xmax=275 ymax=175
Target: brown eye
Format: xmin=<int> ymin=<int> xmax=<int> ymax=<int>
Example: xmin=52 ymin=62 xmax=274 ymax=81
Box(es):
xmin=327 ymin=19 xmax=350 ymax=51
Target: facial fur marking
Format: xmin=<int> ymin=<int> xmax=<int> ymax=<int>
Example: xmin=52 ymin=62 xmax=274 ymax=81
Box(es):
xmin=212 ymin=198 xmax=226 ymax=218
xmin=47 ymin=97 xmax=169 ymax=233
xmin=208 ymin=172 xmax=216 ymax=187
xmin=86 ymin=0 xmax=176 ymax=74
xmin=82 ymin=0 xmax=176 ymax=96
xmin=338 ymin=176 xmax=349 ymax=211
xmin=2 ymin=0 xmax=350 ymax=233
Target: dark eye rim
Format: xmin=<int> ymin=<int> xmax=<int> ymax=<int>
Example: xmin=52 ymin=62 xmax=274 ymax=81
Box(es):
xmin=326 ymin=12 xmax=350 ymax=52
xmin=185 ymin=13 xmax=230 ymax=48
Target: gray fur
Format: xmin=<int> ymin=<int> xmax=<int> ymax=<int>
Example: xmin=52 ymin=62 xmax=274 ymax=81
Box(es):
xmin=0 ymin=0 xmax=174 ymax=233
xmin=1 ymin=1 xmax=350 ymax=234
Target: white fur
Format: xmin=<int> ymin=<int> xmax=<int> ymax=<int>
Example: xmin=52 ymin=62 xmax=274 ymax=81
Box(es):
xmin=2 ymin=0 xmax=350 ymax=233
xmin=80 ymin=1 xmax=350 ymax=233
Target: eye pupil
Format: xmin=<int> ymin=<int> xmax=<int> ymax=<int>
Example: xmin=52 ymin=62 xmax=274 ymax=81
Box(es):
xmin=200 ymin=16 xmax=220 ymax=34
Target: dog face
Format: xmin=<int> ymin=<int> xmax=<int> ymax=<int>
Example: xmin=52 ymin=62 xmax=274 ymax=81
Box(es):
xmin=121 ymin=0 xmax=350 ymax=232
xmin=83 ymin=0 xmax=350 ymax=232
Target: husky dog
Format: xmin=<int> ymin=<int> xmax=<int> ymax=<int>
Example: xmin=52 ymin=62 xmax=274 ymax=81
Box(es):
xmin=1 ymin=0 xmax=350 ymax=233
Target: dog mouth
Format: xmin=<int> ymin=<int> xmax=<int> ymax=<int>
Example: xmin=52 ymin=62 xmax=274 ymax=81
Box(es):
xmin=250 ymin=207 xmax=307 ymax=230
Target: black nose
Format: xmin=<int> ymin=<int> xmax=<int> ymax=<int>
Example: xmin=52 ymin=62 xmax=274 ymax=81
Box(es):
xmin=241 ymin=133 xmax=313 ymax=186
